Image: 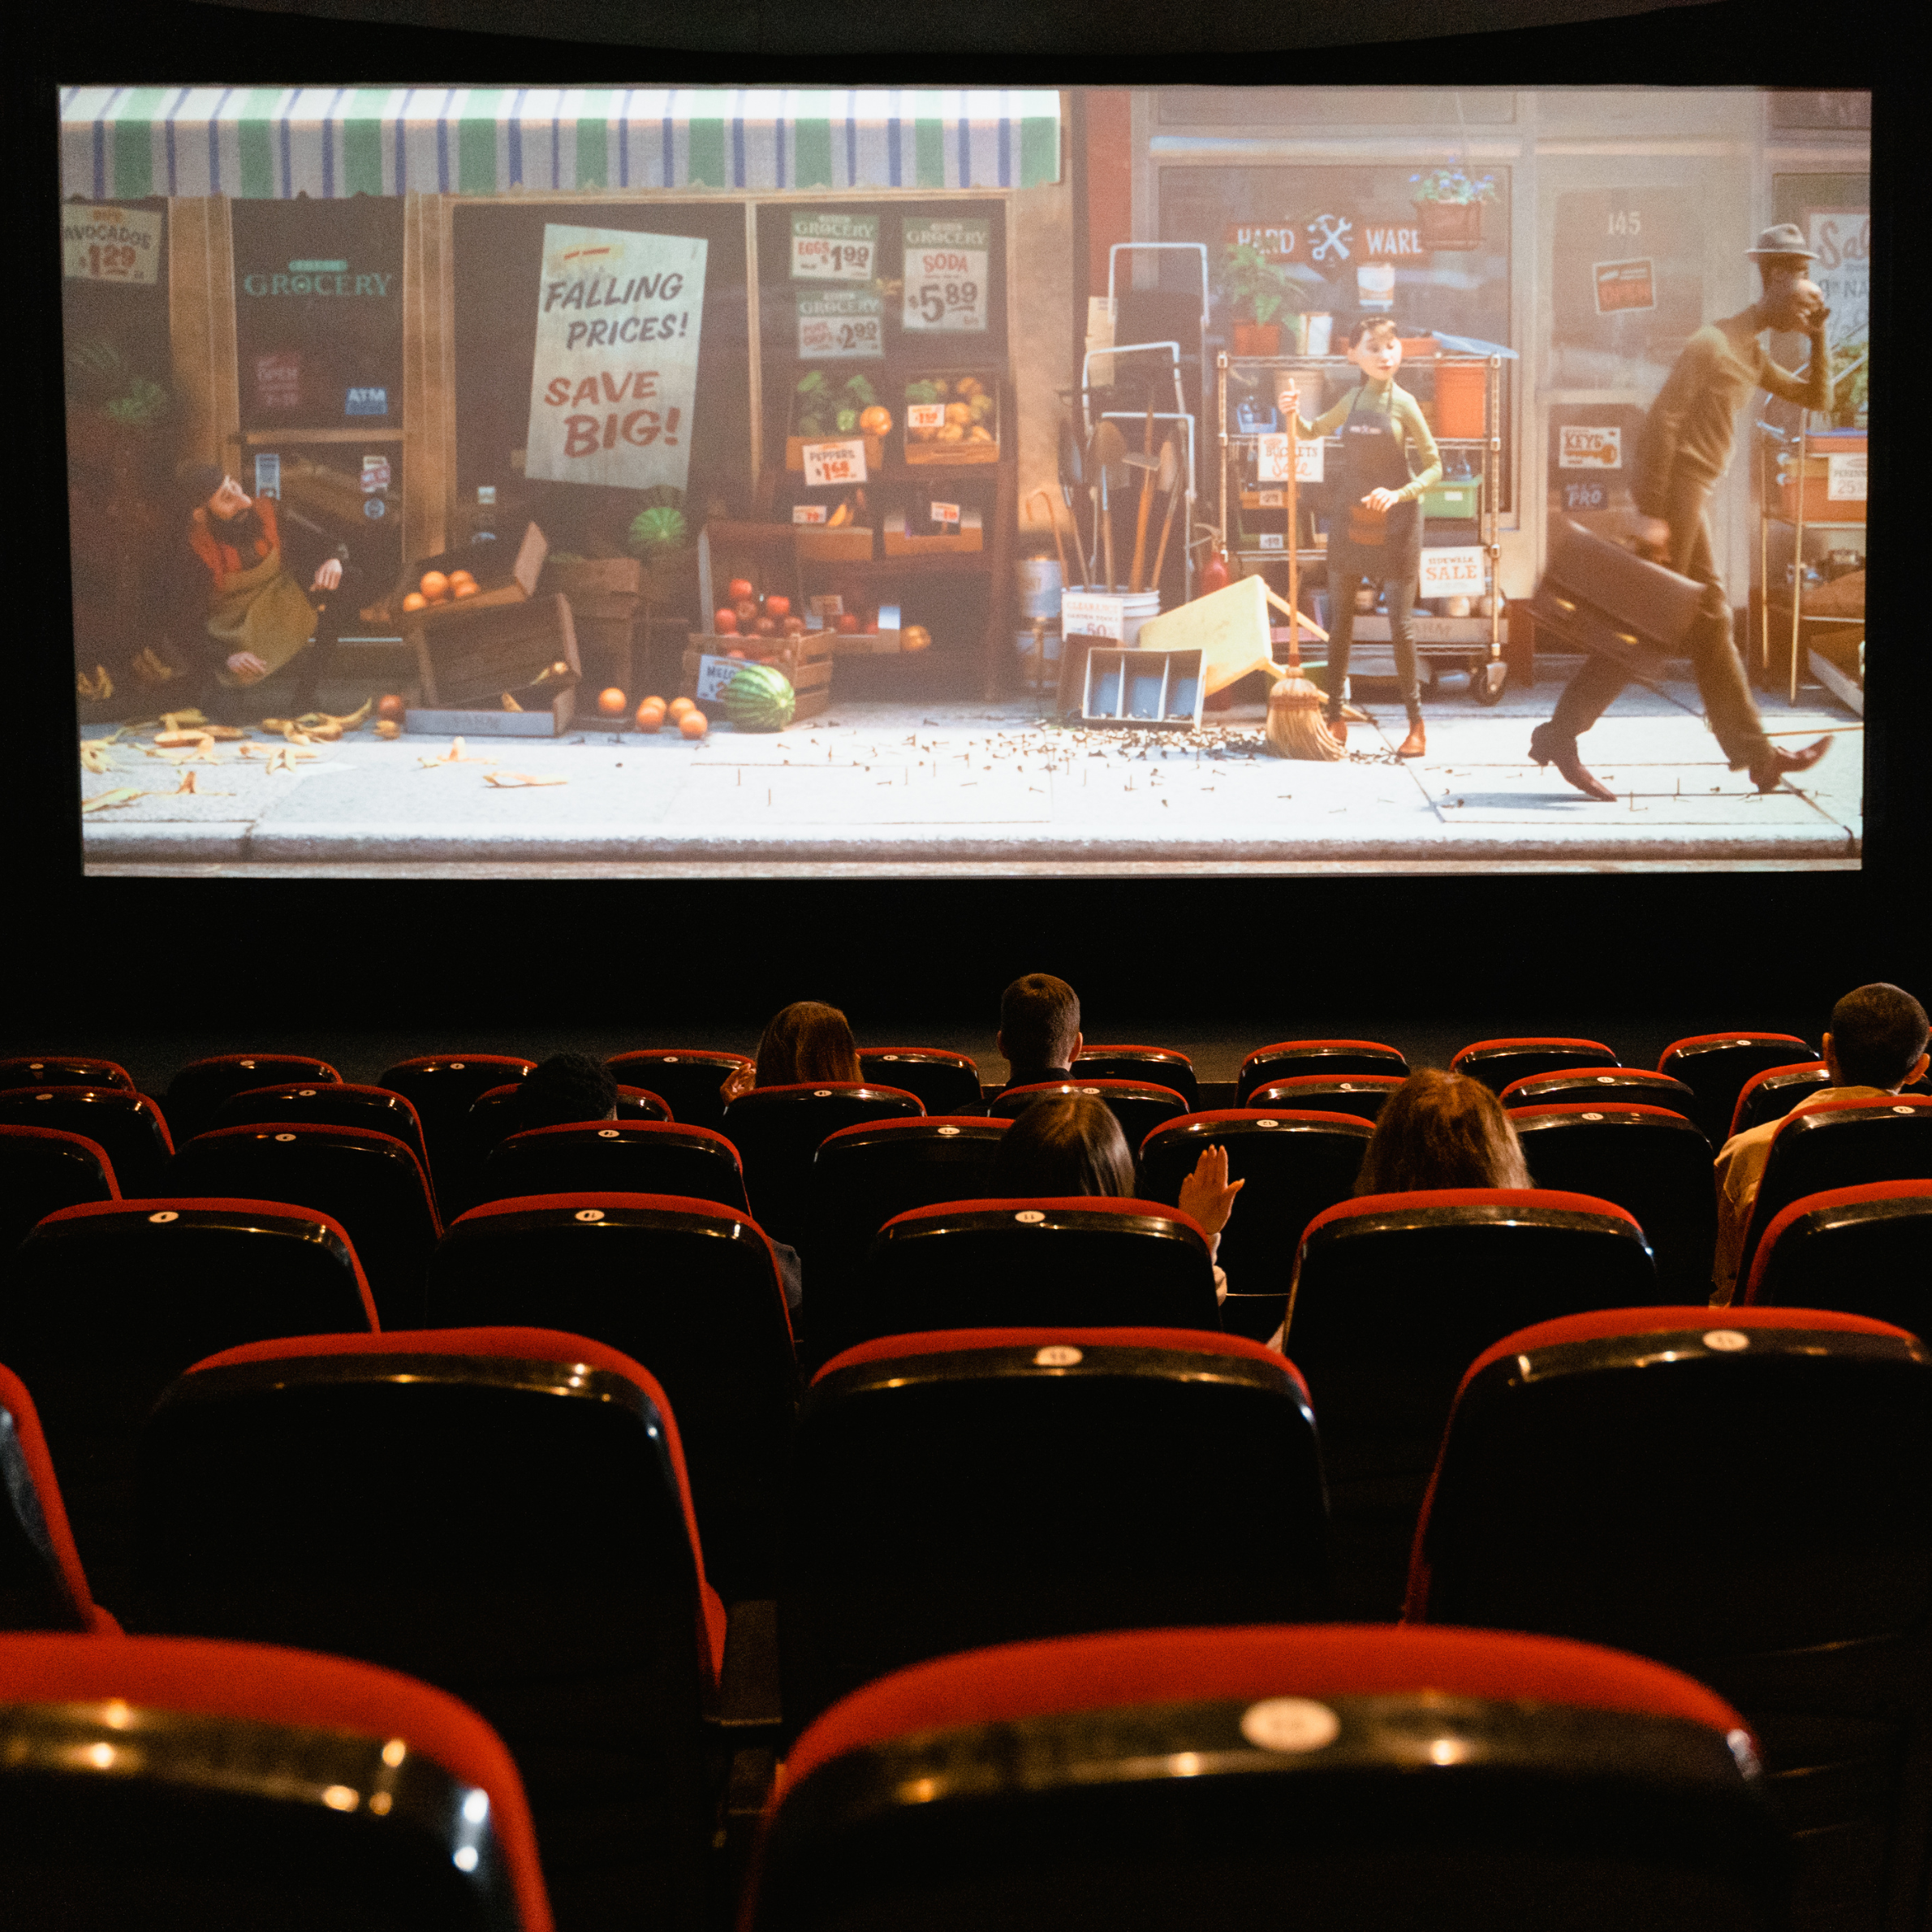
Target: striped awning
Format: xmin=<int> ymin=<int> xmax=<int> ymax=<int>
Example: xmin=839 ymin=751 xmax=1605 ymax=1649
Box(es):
xmin=59 ymin=86 xmax=1063 ymax=200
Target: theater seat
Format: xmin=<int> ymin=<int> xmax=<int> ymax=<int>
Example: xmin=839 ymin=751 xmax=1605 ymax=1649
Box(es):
xmin=606 ymin=1050 xmax=753 ymax=1132
xmin=425 ymin=1195 xmax=795 ymax=1598
xmin=476 ymin=1121 xmax=749 ymax=1215
xmin=0 ymin=1125 xmax=117 ymax=1257
xmin=1137 ymin=1110 xmax=1374 ymax=1343
xmin=0 ymin=1055 xmax=133 ymax=1093
xmin=164 ymin=1053 xmax=341 ymax=1144
xmin=452 ymin=1084 xmax=671 ymax=1220
xmin=1729 ymin=1062 xmax=1833 ymax=1138
xmin=1237 ymin=1039 xmax=1408 ymax=1102
xmin=0 ymin=1088 xmax=173 ymax=1199
xmin=856 ymin=1049 xmax=985 ymax=1115
xmin=722 ymin=1084 xmax=924 ymax=1251
xmin=1658 ymin=1032 xmax=1814 ymax=1145
xmin=1284 ymin=1188 xmax=1656 ymax=1618
xmin=860 ymin=1198 xmax=1221 ymax=1343
xmin=0 ymin=1198 xmax=375 ymax=1608
xmin=0 ymin=1364 xmax=114 ymax=1632
xmin=1501 ymin=1066 xmax=1698 ymax=1113
xmin=741 ymin=1625 xmax=1787 ymax=1932
xmin=168 ymin=1124 xmax=441 ymax=1330
xmin=1071 ymin=1046 xmax=1199 ymax=1111
xmin=1244 ymin=1073 xmax=1404 ymax=1122
xmin=133 ymin=1328 xmax=725 ymax=1932
xmin=1408 ymin=1306 xmax=1932 ymax=1932
xmin=1746 ymin=1180 xmax=1932 ymax=1335
xmin=988 ymin=1079 xmax=1188 ymax=1149
xmin=0 ymin=1632 xmax=553 ymax=1932
xmin=377 ymin=1055 xmax=536 ymax=1207
xmin=778 ymin=1329 xmax=1330 ymax=1730
xmin=1512 ymin=1102 xmax=1717 ymax=1298
xmin=212 ymin=1082 xmax=432 ymax=1179
xmin=1451 ymin=1037 xmax=1619 ymax=1093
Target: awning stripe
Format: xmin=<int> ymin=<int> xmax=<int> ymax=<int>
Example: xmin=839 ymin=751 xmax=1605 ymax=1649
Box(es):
xmin=58 ymin=84 xmax=1061 ymax=197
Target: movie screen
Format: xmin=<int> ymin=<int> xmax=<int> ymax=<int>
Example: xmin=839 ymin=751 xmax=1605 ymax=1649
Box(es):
xmin=59 ymin=84 xmax=1868 ymax=876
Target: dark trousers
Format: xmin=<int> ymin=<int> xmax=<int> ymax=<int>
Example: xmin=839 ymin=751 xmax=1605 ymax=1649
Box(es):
xmin=1325 ymin=572 xmax=1422 ymax=723
xmin=1547 ymin=484 xmax=1769 ymax=769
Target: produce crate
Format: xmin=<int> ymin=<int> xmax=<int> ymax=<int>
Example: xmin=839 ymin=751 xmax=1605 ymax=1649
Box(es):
xmin=393 ymin=522 xmax=547 ymax=626
xmin=795 ymin=524 xmax=876 ymax=563
xmin=883 ymin=507 xmax=985 ymax=555
xmin=409 ymin=591 xmax=581 ymax=727
xmin=542 ymin=554 xmax=644 ymax=621
xmin=787 ymin=366 xmax=891 ymax=473
xmin=695 ymin=521 xmax=804 ymax=632
xmin=903 ymin=369 xmax=1000 ymax=466
xmin=681 ymin=632 xmax=832 ymax=721
xmin=572 ymin=610 xmax=638 ymax=685
xmin=1778 ymin=431 xmax=1867 ymax=524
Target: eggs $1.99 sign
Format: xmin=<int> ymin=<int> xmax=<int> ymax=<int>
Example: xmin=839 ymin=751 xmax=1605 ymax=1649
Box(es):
xmin=524 ymin=225 xmax=709 ymax=491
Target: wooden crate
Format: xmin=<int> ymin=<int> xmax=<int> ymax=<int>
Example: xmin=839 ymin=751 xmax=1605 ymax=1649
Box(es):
xmin=795 ymin=524 xmax=876 ymax=563
xmin=903 ymin=369 xmax=1000 ymax=466
xmin=544 ymin=554 xmax=644 ymax=621
xmin=681 ymin=634 xmax=832 ymax=721
xmin=413 ymin=592 xmax=580 ymax=722
xmin=695 ymin=521 xmax=805 ymax=627
xmin=883 ymin=507 xmax=984 ymax=556
xmin=393 ymin=522 xmax=547 ymax=624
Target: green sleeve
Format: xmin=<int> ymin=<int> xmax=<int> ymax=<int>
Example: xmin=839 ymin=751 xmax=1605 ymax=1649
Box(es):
xmin=1292 ymin=394 xmax=1352 ymax=439
xmin=1758 ymin=335 xmax=1832 ymax=416
xmin=1391 ymin=390 xmax=1443 ymax=502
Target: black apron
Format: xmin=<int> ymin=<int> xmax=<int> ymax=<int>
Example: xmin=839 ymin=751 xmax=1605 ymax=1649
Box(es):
xmin=1327 ymin=386 xmax=1422 ymax=586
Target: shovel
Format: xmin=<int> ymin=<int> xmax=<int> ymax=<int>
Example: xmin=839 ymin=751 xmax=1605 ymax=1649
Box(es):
xmin=1089 ymin=419 xmax=1129 ymax=593
xmin=1145 ymin=433 xmax=1185 ymax=602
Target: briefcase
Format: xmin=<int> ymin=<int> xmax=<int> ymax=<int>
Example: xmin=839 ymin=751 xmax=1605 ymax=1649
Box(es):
xmin=1529 ymin=518 xmax=1705 ymax=678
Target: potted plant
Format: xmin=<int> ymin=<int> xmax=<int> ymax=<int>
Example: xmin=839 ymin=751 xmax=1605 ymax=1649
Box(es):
xmin=1409 ymin=168 xmax=1499 ymax=251
xmin=1220 ymin=241 xmax=1295 ymax=357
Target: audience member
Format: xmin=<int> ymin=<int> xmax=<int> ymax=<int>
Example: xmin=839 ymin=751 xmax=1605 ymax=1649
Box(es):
xmin=1712 ymin=982 xmax=1930 ymax=1300
xmin=511 ymin=1052 xmax=618 ymax=1134
xmin=998 ymin=973 xmax=1082 ymax=1091
xmin=721 ymin=1001 xmax=862 ymax=1104
xmin=1354 ymin=1068 xmax=1532 ymax=1194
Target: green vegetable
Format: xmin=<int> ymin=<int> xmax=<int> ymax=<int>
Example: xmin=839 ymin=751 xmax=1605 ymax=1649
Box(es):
xmin=835 ymin=408 xmax=859 ymax=433
xmin=627 ymin=505 xmax=688 ymax=555
xmin=905 ymin=380 xmax=940 ymax=405
xmin=65 ymin=336 xmax=127 ymax=400
xmin=796 ymin=371 xmax=828 ymax=395
xmin=722 ymin=662 xmax=797 ymax=732
xmin=797 ymin=415 xmax=823 ymax=438
xmin=103 ymin=377 xmax=169 ymax=429
xmin=842 ymin=373 xmax=877 ymax=405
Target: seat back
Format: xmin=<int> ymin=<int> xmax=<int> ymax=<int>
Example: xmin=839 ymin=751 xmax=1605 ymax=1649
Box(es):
xmin=1451 ymin=1037 xmax=1618 ymax=1093
xmin=1513 ymin=1103 xmax=1717 ymax=1298
xmin=1731 ymin=1062 xmax=1833 ymax=1137
xmin=477 ymin=1122 xmax=748 ymax=1214
xmin=1285 ymin=1189 xmax=1656 ymax=1618
xmin=862 ymin=1199 xmax=1222 ymax=1344
xmin=779 ymin=1330 xmax=1329 ymax=1728
xmin=1072 ymin=1046 xmax=1199 ymax=1110
xmin=0 ymin=1089 xmax=173 ymax=1198
xmin=1410 ymin=1306 xmax=1932 ymax=1931
xmin=0 ymin=1126 xmax=117 ymax=1257
xmin=452 ymin=1085 xmax=669 ymax=1220
xmin=1236 ymin=1038 xmax=1408 ymax=1102
xmin=1736 ymin=1098 xmax=1932 ymax=1288
xmin=135 ymin=1327 xmax=718 ymax=1932
xmin=856 ymin=1050 xmax=985 ymax=1115
xmin=988 ymin=1079 xmax=1188 ymax=1149
xmin=1244 ymin=1073 xmax=1404 ymax=1122
xmin=213 ymin=1083 xmax=432 ymax=1178
xmin=164 ymin=1053 xmax=341 ymax=1144
xmin=1136 ymin=1111 xmax=1374 ymax=1342
xmin=721 ymin=1085 xmax=924 ymax=1250
xmin=0 ymin=1056 xmax=133 ymax=1093
xmin=1657 ymin=1032 xmax=1814 ymax=1145
xmin=1748 ymin=1180 xmax=1932 ymax=1334
xmin=803 ymin=1118 xmax=1010 ymax=1369
xmin=425 ymin=1197 xmax=795 ymax=1598
xmin=0 ymin=1200 xmax=375 ymax=1607
xmin=0 ymin=1365 xmax=106 ymax=1633
xmin=376 ymin=1056 xmax=536 ymax=1208
xmin=1501 ymin=1067 xmax=1697 ymax=1113
xmin=0 ymin=1632 xmax=552 ymax=1932
xmin=745 ymin=1625 xmax=1787 ymax=1932
xmin=605 ymin=1050 xmax=751 ymax=1132
xmin=168 ymin=1125 xmax=441 ymax=1330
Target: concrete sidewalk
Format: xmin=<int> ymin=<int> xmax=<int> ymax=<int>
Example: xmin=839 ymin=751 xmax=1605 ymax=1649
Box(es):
xmin=82 ymin=670 xmax=1859 ymax=876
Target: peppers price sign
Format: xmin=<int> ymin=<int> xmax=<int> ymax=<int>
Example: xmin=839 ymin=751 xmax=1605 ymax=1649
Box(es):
xmin=524 ymin=224 xmax=708 ymax=492
xmin=791 ymin=210 xmax=878 ymax=282
xmin=798 ymin=288 xmax=885 ymax=360
xmin=903 ymin=218 xmax=990 ymax=332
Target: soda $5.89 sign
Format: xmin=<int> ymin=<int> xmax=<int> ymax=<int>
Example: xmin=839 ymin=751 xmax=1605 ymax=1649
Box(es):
xmin=902 ymin=217 xmax=990 ymax=332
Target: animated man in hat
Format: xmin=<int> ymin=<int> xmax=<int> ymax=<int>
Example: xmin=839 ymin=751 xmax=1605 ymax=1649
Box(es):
xmin=1530 ymin=222 xmax=1835 ymax=799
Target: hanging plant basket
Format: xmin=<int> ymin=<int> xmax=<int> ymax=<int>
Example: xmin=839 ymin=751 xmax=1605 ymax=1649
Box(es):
xmin=1415 ymin=200 xmax=1484 ymax=252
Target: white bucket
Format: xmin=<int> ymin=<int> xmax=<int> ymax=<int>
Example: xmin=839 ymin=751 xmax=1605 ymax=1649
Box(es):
xmin=1305 ymin=313 xmax=1334 ymax=356
xmin=1119 ymin=589 xmax=1162 ymax=648
xmin=1016 ymin=556 xmax=1063 ymax=622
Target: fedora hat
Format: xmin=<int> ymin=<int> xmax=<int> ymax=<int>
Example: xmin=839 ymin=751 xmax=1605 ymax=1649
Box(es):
xmin=1745 ymin=222 xmax=1818 ymax=262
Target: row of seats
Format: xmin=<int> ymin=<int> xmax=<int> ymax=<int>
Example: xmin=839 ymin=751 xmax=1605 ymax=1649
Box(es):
xmin=5 ymin=1305 xmax=1928 ymax=1926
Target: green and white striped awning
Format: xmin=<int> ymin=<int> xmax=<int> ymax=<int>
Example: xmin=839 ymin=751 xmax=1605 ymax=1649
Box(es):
xmin=59 ymin=86 xmax=1062 ymax=199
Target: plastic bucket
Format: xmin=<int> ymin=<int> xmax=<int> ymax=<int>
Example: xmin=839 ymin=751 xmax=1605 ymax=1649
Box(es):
xmin=1016 ymin=556 xmax=1062 ymax=622
xmin=1119 ymin=589 xmax=1162 ymax=648
xmin=1435 ymin=363 xmax=1488 ymax=439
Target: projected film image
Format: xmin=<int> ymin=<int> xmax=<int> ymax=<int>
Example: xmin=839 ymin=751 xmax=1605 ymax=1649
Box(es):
xmin=60 ymin=85 xmax=1869 ymax=874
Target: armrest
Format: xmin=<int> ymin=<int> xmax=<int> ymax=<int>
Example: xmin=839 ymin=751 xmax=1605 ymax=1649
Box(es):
xmin=718 ymin=1598 xmax=783 ymax=1734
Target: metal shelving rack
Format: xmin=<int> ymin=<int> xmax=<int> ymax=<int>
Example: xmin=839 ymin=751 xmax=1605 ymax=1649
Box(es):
xmin=1757 ymin=405 xmax=1865 ymax=710
xmin=1215 ymin=350 xmax=1507 ymax=701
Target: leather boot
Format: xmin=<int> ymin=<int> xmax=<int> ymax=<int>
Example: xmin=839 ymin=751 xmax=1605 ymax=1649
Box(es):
xmin=1397 ymin=719 xmax=1425 ymax=757
xmin=1529 ymin=722 xmax=1616 ymax=802
xmin=1747 ymin=735 xmax=1833 ymax=793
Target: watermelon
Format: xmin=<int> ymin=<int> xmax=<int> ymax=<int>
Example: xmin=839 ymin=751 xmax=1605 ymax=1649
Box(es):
xmin=722 ymin=662 xmax=796 ymax=732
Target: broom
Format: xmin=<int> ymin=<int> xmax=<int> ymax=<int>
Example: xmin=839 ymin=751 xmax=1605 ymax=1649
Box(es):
xmin=1264 ymin=389 xmax=1346 ymax=762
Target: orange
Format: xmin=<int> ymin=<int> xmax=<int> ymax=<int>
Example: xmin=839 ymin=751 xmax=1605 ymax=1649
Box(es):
xmin=452 ymin=580 xmax=480 ymax=597
xmin=679 ymin=709 xmax=709 ymax=740
xmin=597 ymin=687 xmax=628 ymax=717
xmin=418 ymin=571 xmax=450 ymax=600
xmin=400 ymin=591 xmax=427 ymax=613
xmin=448 ymin=568 xmax=477 ymax=586
xmin=634 ymin=697 xmax=666 ymax=731
xmin=667 ymin=696 xmax=695 ymax=720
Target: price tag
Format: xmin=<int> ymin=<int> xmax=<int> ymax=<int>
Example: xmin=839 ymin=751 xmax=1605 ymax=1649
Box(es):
xmin=1257 ymin=489 xmax=1284 ymax=508
xmin=903 ymin=217 xmax=990 ymax=333
xmin=791 ymin=503 xmax=828 ymax=524
xmin=1062 ymin=591 xmax=1126 ymax=640
xmin=907 ymin=403 xmax=946 ymax=433
xmin=797 ymin=287 xmax=885 ymax=360
xmin=791 ymin=211 xmax=879 ymax=282
xmin=1258 ymin=533 xmax=1285 ymax=550
xmin=1419 ymin=545 xmax=1486 ymax=597
xmin=802 ymin=438 xmax=869 ymax=488
xmin=1827 ymin=453 xmax=1866 ymax=502
xmin=696 ymin=654 xmax=742 ymax=700
xmin=929 ymin=501 xmax=961 ymax=526
xmin=809 ymin=593 xmax=844 ymax=617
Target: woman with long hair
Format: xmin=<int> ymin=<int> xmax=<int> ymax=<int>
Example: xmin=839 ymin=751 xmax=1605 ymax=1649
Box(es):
xmin=1354 ymin=1067 xmax=1531 ymax=1194
xmin=721 ymin=1001 xmax=862 ymax=1103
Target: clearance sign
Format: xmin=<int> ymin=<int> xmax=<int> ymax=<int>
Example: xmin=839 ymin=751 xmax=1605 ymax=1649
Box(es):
xmin=524 ymin=224 xmax=709 ymax=492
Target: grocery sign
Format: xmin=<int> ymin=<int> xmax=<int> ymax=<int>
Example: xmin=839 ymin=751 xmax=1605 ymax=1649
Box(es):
xmin=902 ymin=217 xmax=990 ymax=332
xmin=791 ymin=210 xmax=878 ymax=282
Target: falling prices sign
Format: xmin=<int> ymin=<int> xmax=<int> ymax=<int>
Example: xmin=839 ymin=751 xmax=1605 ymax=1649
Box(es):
xmin=524 ymin=225 xmax=708 ymax=492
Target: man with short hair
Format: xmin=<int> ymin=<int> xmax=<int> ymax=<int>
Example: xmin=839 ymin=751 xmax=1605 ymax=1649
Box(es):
xmin=512 ymin=1053 xmax=619 ymax=1134
xmin=998 ymin=973 xmax=1082 ymax=1093
xmin=1711 ymin=982 xmax=1930 ymax=1300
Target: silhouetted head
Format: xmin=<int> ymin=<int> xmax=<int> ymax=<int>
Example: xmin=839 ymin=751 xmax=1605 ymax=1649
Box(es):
xmin=1356 ymin=1067 xmax=1531 ymax=1194
xmin=994 ymin=1093 xmax=1133 ymax=1198
xmin=755 ymin=1002 xmax=862 ymax=1088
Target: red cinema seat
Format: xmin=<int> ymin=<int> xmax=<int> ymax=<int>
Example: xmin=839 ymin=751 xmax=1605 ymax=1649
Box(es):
xmin=1730 ymin=1062 xmax=1834 ymax=1138
xmin=1284 ymin=1188 xmax=1656 ymax=1618
xmin=1408 ymin=1306 xmax=1932 ymax=1932
xmin=1512 ymin=1102 xmax=1717 ymax=1298
xmin=1136 ymin=1110 xmax=1374 ymax=1343
xmin=0 ymin=1088 xmax=173 ymax=1198
xmin=606 ymin=1050 xmax=752 ymax=1132
xmin=1451 ymin=1037 xmax=1619 ymax=1093
xmin=425 ymin=1195 xmax=795 ymax=1598
xmin=477 ymin=1121 xmax=749 ymax=1215
xmin=1658 ymin=1032 xmax=1815 ymax=1145
xmin=861 ymin=1198 xmax=1221 ymax=1344
xmin=454 ymin=1083 xmax=671 ymax=1219
xmin=856 ymin=1049 xmax=985 ymax=1115
xmin=377 ymin=1054 xmax=536 ymax=1207
xmin=778 ymin=1329 xmax=1329 ymax=1731
xmin=0 ymin=1055 xmax=133 ymax=1093
xmin=164 ymin=1052 xmax=341 ymax=1144
xmin=0 ymin=1199 xmax=375 ymax=1609
xmin=0 ymin=1364 xmax=114 ymax=1633
xmin=0 ymin=1126 xmax=118 ymax=1257
xmin=212 ymin=1081 xmax=433 ymax=1179
xmin=1237 ymin=1038 xmax=1408 ymax=1102
xmin=0 ymin=1632 xmax=552 ymax=1932
xmin=1502 ymin=1066 xmax=1698 ymax=1113
xmin=1747 ymin=1180 xmax=1932 ymax=1335
xmin=722 ymin=1084 xmax=924 ymax=1251
xmin=741 ymin=1626 xmax=1787 ymax=1932
xmin=1244 ymin=1072 xmax=1404 ymax=1122
xmin=1071 ymin=1045 xmax=1200 ymax=1111
xmin=988 ymin=1078 xmax=1188 ymax=1149
xmin=133 ymin=1328 xmax=727 ymax=1932
xmin=168 ymin=1124 xmax=441 ymax=1330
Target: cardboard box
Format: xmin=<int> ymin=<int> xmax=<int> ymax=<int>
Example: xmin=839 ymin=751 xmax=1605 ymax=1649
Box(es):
xmin=395 ymin=522 xmax=547 ymax=625
xmin=903 ymin=370 xmax=1000 ymax=466
xmin=544 ymin=554 xmax=644 ymax=621
xmin=1778 ymin=432 xmax=1867 ymax=525
xmin=681 ymin=632 xmax=833 ymax=720
xmin=883 ymin=507 xmax=985 ymax=555
xmin=795 ymin=525 xmax=876 ymax=563
xmin=696 ymin=522 xmax=805 ymax=630
xmin=412 ymin=591 xmax=580 ymax=720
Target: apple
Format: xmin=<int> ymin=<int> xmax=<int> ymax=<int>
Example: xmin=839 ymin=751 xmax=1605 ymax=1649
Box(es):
xmin=834 ymin=613 xmax=860 ymax=635
xmin=753 ymin=615 xmax=778 ymax=637
xmin=728 ymin=649 xmax=747 ymax=659
xmin=762 ymin=594 xmax=791 ymax=620
xmin=727 ymin=577 xmax=755 ymax=605
xmin=734 ymin=598 xmax=758 ymax=629
xmin=780 ymin=615 xmax=806 ymax=637
xmin=714 ymin=607 xmax=740 ymax=635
